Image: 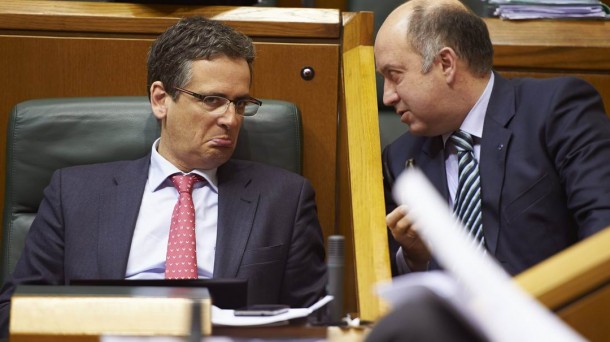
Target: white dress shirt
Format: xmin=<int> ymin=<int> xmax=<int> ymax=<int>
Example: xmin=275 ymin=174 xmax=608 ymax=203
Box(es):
xmin=125 ymin=139 xmax=219 ymax=279
xmin=443 ymin=72 xmax=494 ymax=208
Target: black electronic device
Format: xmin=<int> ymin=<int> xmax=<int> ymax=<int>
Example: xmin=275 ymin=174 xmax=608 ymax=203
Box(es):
xmin=69 ymin=278 xmax=247 ymax=309
xmin=233 ymin=304 xmax=289 ymax=316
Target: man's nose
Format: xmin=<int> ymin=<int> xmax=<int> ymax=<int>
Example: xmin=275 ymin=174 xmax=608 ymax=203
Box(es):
xmin=218 ymin=103 xmax=240 ymax=126
xmin=382 ymin=82 xmax=399 ymax=107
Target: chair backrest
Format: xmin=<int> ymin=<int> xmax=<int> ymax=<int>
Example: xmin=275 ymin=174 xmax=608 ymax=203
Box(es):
xmin=0 ymin=96 xmax=302 ymax=282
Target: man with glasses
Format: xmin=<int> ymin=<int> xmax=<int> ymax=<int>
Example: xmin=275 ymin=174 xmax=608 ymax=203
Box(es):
xmin=0 ymin=17 xmax=326 ymax=336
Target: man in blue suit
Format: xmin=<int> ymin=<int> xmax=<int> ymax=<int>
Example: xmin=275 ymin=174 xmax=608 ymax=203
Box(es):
xmin=0 ymin=16 xmax=326 ymax=336
xmin=378 ymin=0 xmax=610 ymax=275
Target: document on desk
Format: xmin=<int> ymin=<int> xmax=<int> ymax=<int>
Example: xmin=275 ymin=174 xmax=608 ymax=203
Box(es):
xmin=489 ymin=0 xmax=609 ymax=19
xmin=381 ymin=168 xmax=585 ymax=342
xmin=211 ymin=295 xmax=333 ymax=326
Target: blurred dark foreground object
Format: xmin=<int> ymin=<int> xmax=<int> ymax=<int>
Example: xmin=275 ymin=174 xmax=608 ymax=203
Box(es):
xmin=365 ymin=287 xmax=489 ymax=342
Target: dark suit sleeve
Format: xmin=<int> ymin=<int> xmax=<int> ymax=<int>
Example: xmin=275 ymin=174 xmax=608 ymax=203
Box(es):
xmin=545 ymin=78 xmax=610 ymax=238
xmin=0 ymin=170 xmax=67 ymax=337
xmin=279 ymin=178 xmax=327 ymax=308
xmin=382 ymin=144 xmax=407 ymax=276
xmin=382 ymin=144 xmax=400 ymax=215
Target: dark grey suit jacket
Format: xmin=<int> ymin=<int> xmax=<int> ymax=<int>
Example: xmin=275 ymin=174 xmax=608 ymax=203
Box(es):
xmin=384 ymin=73 xmax=610 ymax=275
xmin=0 ymin=156 xmax=327 ymax=335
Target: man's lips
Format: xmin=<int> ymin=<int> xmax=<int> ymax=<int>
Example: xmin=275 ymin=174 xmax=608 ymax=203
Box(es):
xmin=398 ymin=110 xmax=410 ymax=123
xmin=209 ymin=137 xmax=234 ymax=147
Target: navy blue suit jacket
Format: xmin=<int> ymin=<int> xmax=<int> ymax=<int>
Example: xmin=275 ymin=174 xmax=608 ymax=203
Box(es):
xmin=0 ymin=156 xmax=327 ymax=335
xmin=384 ymin=73 xmax=610 ymax=275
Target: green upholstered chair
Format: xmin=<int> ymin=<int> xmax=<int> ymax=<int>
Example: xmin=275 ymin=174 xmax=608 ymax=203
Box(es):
xmin=0 ymin=97 xmax=302 ymax=283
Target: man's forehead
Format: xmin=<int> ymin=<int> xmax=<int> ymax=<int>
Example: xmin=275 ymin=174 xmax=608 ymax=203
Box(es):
xmin=374 ymin=44 xmax=416 ymax=74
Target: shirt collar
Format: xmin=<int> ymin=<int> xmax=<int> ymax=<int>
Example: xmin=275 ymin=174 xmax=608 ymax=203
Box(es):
xmin=443 ymin=72 xmax=494 ymax=145
xmin=148 ymin=138 xmax=219 ymax=192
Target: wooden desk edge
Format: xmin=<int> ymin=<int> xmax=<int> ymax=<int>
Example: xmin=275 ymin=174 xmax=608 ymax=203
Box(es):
xmin=515 ymin=226 xmax=610 ymax=309
xmin=0 ymin=1 xmax=342 ymax=38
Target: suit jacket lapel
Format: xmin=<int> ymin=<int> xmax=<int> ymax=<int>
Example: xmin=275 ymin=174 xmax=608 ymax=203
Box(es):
xmin=414 ymin=137 xmax=448 ymax=271
xmin=419 ymin=136 xmax=450 ymax=201
xmin=480 ymin=73 xmax=515 ymax=254
xmin=213 ymin=160 xmax=259 ymax=278
xmin=97 ymin=156 xmax=150 ymax=278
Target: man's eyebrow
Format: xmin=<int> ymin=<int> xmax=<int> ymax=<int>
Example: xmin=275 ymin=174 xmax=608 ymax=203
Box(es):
xmin=234 ymin=95 xmax=253 ymax=101
xmin=378 ymin=64 xmax=400 ymax=75
xmin=202 ymin=92 xmax=251 ymax=101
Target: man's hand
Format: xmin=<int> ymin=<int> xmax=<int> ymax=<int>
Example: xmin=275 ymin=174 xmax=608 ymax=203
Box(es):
xmin=386 ymin=205 xmax=431 ymax=271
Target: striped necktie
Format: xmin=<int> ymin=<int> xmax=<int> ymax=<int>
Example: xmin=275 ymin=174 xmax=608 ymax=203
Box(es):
xmin=450 ymin=130 xmax=486 ymax=249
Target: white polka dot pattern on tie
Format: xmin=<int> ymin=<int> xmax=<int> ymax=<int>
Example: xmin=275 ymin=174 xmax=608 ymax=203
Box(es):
xmin=165 ymin=173 xmax=204 ymax=279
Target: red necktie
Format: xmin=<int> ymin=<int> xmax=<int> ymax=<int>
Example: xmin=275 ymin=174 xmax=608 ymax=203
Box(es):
xmin=165 ymin=174 xmax=203 ymax=279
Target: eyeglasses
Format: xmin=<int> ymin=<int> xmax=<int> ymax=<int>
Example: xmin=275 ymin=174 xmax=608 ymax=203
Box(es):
xmin=174 ymin=87 xmax=262 ymax=116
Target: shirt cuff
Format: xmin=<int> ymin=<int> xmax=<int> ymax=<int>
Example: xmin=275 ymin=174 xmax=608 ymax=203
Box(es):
xmin=396 ymin=247 xmax=412 ymax=274
xmin=396 ymin=247 xmax=431 ymax=274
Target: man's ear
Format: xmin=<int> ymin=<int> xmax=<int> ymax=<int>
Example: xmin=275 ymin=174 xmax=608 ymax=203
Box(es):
xmin=150 ymin=81 xmax=169 ymax=120
xmin=437 ymin=47 xmax=458 ymax=84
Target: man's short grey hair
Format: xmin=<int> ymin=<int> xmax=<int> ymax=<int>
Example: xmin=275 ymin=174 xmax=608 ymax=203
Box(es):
xmin=147 ymin=16 xmax=255 ymax=99
xmin=406 ymin=3 xmax=493 ymax=76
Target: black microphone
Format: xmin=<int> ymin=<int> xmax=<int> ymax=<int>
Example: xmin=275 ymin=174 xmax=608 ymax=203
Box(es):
xmin=189 ymin=299 xmax=201 ymax=342
xmin=327 ymin=235 xmax=345 ymax=323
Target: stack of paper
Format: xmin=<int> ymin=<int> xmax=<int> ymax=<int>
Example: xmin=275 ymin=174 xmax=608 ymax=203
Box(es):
xmin=490 ymin=0 xmax=609 ymax=19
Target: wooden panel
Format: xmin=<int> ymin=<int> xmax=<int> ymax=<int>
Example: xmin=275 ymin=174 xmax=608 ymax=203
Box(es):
xmin=557 ymin=283 xmax=610 ymax=342
xmin=276 ymin=0 xmax=347 ymax=11
xmin=341 ymin=11 xmax=374 ymax=49
xmin=493 ymin=45 xmax=610 ymax=71
xmin=10 ymin=325 xmax=364 ymax=341
xmin=251 ymin=42 xmax=340 ymax=238
xmin=338 ymin=11 xmax=390 ymax=321
xmin=0 ymin=36 xmax=150 ymax=98
xmin=0 ymin=1 xmax=341 ymax=38
xmin=485 ymin=19 xmax=610 ymax=49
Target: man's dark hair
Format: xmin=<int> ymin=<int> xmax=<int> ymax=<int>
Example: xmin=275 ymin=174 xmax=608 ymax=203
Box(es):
xmin=147 ymin=16 xmax=255 ymax=98
xmin=407 ymin=2 xmax=493 ymax=76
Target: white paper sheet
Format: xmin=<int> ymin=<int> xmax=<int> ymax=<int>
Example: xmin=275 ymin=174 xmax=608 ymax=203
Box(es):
xmin=211 ymin=295 xmax=333 ymax=327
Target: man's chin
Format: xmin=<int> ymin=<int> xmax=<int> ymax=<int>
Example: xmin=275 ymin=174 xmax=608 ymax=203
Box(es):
xmin=207 ymin=151 xmax=234 ymax=168
xmin=406 ymin=124 xmax=426 ymax=136
xmin=187 ymin=150 xmax=232 ymax=170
